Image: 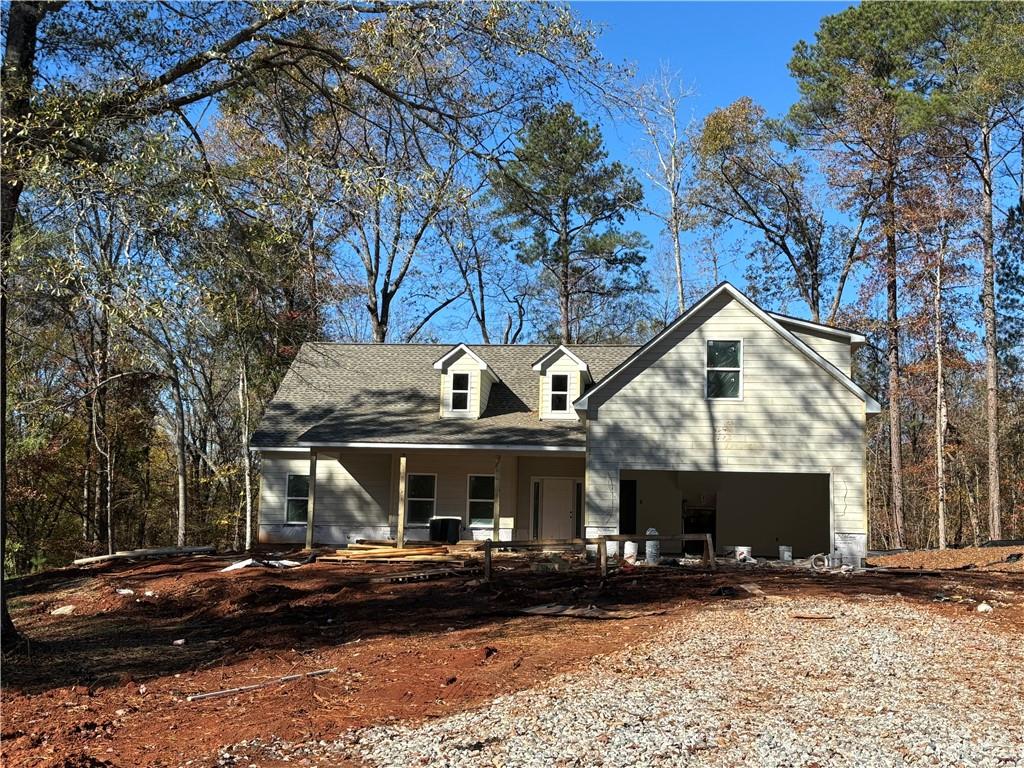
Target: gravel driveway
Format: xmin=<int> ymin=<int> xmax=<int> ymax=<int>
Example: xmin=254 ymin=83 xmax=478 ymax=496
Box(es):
xmin=327 ymin=594 xmax=1023 ymax=768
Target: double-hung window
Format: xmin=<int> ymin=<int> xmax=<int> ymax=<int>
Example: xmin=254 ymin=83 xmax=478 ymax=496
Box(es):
xmin=550 ymin=374 xmax=569 ymax=412
xmin=406 ymin=474 xmax=437 ymax=524
xmin=467 ymin=474 xmax=496 ymax=528
xmin=285 ymin=474 xmax=309 ymax=523
xmin=706 ymin=340 xmax=742 ymax=399
xmin=451 ymin=373 xmax=470 ymax=411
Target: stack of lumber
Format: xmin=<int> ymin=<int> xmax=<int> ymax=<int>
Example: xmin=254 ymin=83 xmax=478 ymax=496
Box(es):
xmin=318 ymin=544 xmax=470 ymax=564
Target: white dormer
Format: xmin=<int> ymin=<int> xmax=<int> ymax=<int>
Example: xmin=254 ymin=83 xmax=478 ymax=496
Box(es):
xmin=531 ymin=345 xmax=591 ymax=421
xmin=433 ymin=344 xmax=499 ymax=419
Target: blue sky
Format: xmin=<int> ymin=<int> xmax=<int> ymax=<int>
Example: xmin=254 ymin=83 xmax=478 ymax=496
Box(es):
xmin=570 ymin=2 xmax=850 ymax=311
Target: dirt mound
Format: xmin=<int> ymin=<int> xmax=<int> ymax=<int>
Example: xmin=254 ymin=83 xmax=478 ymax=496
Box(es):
xmin=866 ymin=545 xmax=1024 ymax=572
xmin=3 ymin=554 xmax=1022 ymax=767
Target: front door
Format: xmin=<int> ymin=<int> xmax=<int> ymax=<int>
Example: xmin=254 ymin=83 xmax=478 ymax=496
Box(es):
xmin=539 ymin=478 xmax=575 ymax=540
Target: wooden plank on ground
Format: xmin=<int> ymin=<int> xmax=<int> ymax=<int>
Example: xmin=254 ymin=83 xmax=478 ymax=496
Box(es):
xmin=73 ymin=546 xmax=215 ymax=565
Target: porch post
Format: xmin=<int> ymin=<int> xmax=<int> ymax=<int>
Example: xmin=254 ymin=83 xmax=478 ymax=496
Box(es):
xmin=492 ymin=455 xmax=502 ymax=542
xmin=396 ymin=453 xmax=407 ymax=548
xmin=304 ymin=450 xmax=318 ymax=550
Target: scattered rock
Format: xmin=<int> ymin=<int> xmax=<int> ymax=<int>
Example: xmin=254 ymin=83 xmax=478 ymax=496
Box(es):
xmin=977 ymin=602 xmax=993 ymax=613
xmin=50 ymin=605 xmax=76 ymax=616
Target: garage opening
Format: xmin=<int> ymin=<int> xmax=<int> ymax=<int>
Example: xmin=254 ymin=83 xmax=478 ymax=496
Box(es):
xmin=619 ymin=470 xmax=830 ymax=558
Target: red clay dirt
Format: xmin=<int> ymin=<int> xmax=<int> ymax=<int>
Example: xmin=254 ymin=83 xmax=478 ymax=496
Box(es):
xmin=3 ymin=553 xmax=1022 ymax=768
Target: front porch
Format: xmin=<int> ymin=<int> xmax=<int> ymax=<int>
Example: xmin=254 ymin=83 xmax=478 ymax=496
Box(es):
xmin=259 ymin=447 xmax=586 ymax=548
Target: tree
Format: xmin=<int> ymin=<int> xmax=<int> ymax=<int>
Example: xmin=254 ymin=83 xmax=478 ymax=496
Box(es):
xmin=438 ymin=185 xmax=531 ymax=344
xmin=692 ymin=97 xmax=874 ymax=323
xmin=490 ymin=103 xmax=648 ymax=344
xmin=914 ymin=2 xmax=1024 ymax=539
xmin=789 ymin=2 xmax=934 ymax=548
xmin=636 ymin=68 xmax=695 ymax=313
xmin=1 ymin=1 xmax=615 ymax=645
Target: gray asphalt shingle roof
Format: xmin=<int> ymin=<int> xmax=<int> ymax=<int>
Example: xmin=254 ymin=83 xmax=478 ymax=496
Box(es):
xmin=251 ymin=343 xmax=638 ymax=449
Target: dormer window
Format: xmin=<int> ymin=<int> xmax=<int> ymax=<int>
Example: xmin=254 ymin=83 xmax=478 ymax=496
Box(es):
xmin=550 ymin=374 xmax=569 ymax=412
xmin=451 ymin=372 xmax=470 ymax=411
xmin=532 ymin=345 xmax=591 ymax=421
xmin=433 ymin=343 xmax=499 ymax=419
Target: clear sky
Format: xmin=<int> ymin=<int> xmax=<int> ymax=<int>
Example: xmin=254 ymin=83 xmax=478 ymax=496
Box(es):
xmin=570 ymin=1 xmax=851 ymax=309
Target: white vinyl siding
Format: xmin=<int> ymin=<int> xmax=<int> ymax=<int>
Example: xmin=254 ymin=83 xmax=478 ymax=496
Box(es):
xmin=258 ymin=451 xmax=392 ymax=544
xmin=583 ymin=290 xmax=867 ymax=546
xmin=785 ymin=326 xmax=853 ymax=376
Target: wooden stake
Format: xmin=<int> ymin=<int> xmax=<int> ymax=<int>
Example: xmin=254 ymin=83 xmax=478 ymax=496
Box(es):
xmin=599 ymin=536 xmax=608 ymax=578
xmin=483 ymin=539 xmax=492 ymax=582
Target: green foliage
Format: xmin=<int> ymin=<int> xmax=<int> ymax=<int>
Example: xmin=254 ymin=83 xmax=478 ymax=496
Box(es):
xmin=692 ymin=97 xmax=870 ymax=322
xmin=489 ymin=102 xmax=649 ymax=342
xmin=998 ymin=207 xmax=1024 ymax=376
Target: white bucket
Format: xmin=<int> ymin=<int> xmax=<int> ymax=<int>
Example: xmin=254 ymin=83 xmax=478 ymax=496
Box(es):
xmin=778 ymin=545 xmax=793 ymax=562
xmin=735 ymin=545 xmax=752 ymax=561
xmin=623 ymin=541 xmax=638 ymax=563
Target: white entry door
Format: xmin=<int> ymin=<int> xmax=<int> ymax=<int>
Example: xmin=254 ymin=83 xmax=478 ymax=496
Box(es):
xmin=540 ymin=478 xmax=575 ymax=540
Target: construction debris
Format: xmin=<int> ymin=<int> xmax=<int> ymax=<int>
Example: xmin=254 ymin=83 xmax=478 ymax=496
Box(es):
xmin=220 ymin=557 xmax=307 ymax=572
xmin=368 ymin=567 xmax=482 ymax=584
xmin=73 ymin=545 xmax=215 ymax=566
xmin=50 ymin=605 xmax=76 ymax=616
xmin=519 ymin=603 xmax=666 ymax=620
xmin=319 ymin=544 xmax=472 ymax=565
xmin=530 ymin=554 xmax=573 ymax=573
xmin=186 ymin=668 xmax=337 ymax=703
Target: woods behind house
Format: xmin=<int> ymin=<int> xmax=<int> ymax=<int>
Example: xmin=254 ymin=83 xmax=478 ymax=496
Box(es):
xmin=2 ymin=1 xmax=1023 ymax=587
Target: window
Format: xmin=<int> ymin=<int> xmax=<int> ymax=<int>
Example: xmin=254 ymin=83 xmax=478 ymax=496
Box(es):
xmin=467 ymin=474 xmax=495 ymax=528
xmin=451 ymin=372 xmax=470 ymax=411
xmin=285 ymin=474 xmax=309 ymax=523
xmin=550 ymin=373 xmax=569 ymax=412
xmin=406 ymin=473 xmax=436 ymax=524
xmin=706 ymin=340 xmax=742 ymax=399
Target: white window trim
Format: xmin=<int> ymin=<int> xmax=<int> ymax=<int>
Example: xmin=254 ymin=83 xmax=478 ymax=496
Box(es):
xmin=405 ymin=472 xmax=437 ymax=527
xmin=705 ymin=339 xmax=743 ymax=401
xmin=450 ymin=372 xmax=471 ymax=412
xmin=284 ymin=472 xmax=309 ymax=525
xmin=466 ymin=473 xmax=496 ymax=529
xmin=550 ymin=373 xmax=571 ymax=413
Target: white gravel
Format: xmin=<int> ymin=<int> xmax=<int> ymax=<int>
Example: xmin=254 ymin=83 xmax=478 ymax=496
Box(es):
xmin=328 ymin=595 xmax=1024 ymax=768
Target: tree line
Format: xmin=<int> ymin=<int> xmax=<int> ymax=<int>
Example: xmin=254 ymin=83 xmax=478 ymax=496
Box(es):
xmin=2 ymin=2 xmax=1022 ymax=643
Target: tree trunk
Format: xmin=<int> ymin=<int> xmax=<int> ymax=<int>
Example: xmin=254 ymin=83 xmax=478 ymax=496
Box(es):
xmin=2 ymin=0 xmax=50 ymax=647
xmin=671 ymin=211 xmax=684 ymax=314
xmin=559 ymin=223 xmax=572 ymax=343
xmin=170 ymin=373 xmax=188 ymax=547
xmin=885 ymin=178 xmax=905 ymax=548
xmin=980 ymin=123 xmax=1001 ymax=541
xmin=82 ymin=429 xmax=93 ymax=541
xmin=934 ymin=258 xmax=947 ymax=550
xmin=92 ymin=305 xmax=111 ymax=551
xmin=238 ymin=359 xmax=253 ymax=551
xmin=105 ymin=445 xmax=115 ymax=555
